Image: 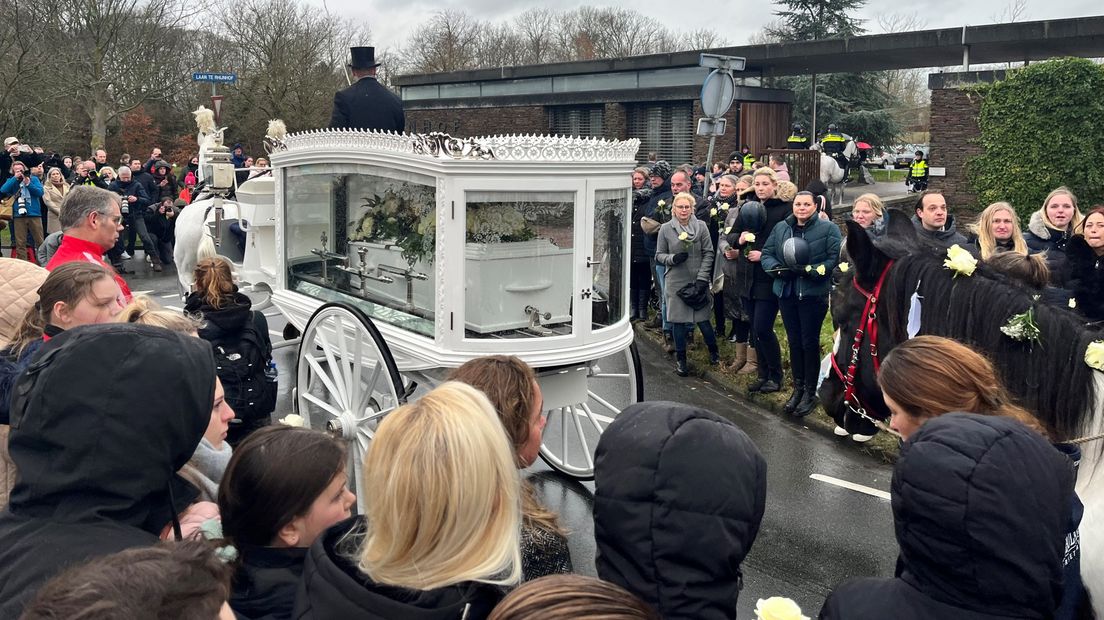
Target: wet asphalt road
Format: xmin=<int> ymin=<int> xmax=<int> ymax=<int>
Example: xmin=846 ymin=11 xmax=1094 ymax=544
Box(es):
xmin=134 ymin=264 xmax=898 ymax=618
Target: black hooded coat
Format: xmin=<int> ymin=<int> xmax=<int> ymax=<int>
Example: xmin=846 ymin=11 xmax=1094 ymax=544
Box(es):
xmin=0 ymin=325 xmax=216 ymax=618
xmin=819 ymin=413 xmax=1074 ymax=620
xmin=593 ymin=402 xmax=767 ymax=620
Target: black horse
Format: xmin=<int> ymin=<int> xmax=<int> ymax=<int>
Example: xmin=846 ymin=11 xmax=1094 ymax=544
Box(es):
xmin=820 ymin=210 xmax=1100 ymax=443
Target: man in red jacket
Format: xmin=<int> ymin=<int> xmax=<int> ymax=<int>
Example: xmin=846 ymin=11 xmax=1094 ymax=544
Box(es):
xmin=45 ymin=186 xmax=131 ymax=302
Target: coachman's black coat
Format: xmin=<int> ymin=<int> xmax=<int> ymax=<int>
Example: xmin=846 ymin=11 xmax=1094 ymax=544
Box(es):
xmin=594 ymin=402 xmax=767 ymax=619
xmin=819 ymin=414 xmax=1074 ymax=620
xmin=329 ymin=77 xmax=406 ymax=133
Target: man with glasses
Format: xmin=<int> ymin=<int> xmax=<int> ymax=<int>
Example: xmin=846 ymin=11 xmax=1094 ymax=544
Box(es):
xmin=45 ymin=186 xmax=132 ymax=302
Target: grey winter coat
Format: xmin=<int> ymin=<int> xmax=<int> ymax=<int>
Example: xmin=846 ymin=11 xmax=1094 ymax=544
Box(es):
xmin=656 ymin=216 xmax=714 ymax=323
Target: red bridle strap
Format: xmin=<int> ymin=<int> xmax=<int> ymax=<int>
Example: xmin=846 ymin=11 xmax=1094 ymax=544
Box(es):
xmin=831 ymin=260 xmax=895 ymax=413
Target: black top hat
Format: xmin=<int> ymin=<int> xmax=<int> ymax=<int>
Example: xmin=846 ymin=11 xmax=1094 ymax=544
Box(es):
xmin=348 ymin=46 xmax=381 ymax=70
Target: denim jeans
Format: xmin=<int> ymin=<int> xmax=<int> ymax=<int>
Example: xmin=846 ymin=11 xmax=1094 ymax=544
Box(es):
xmin=653 ymin=260 xmax=669 ymax=332
xmin=671 ymin=320 xmax=718 ymax=357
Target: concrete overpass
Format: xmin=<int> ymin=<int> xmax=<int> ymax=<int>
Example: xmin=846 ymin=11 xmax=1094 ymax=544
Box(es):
xmin=394 ymin=16 xmax=1104 ymax=87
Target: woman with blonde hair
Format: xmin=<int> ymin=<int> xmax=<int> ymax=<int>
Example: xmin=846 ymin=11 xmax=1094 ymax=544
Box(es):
xmin=449 ymin=356 xmax=572 ymax=581
xmin=1024 ymin=187 xmax=1084 ymax=286
xmin=970 ymin=201 xmax=1028 ymax=260
xmin=850 ymin=193 xmax=884 ymax=230
xmin=117 ymin=295 xmax=201 ymax=334
xmin=294 ymin=381 xmax=521 ymax=619
xmin=734 ymin=167 xmax=791 ymax=393
xmin=41 ymin=167 xmax=69 ymax=234
xmin=656 ymin=191 xmax=719 ymax=376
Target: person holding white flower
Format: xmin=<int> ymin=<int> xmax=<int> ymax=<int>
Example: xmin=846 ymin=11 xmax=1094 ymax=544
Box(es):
xmin=717 ymin=176 xmax=756 ymax=372
xmin=761 ymin=191 xmax=841 ymax=417
xmin=656 ymin=191 xmax=719 ymax=376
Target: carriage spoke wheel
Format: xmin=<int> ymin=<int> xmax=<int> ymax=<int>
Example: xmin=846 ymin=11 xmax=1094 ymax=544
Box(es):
xmin=296 ymin=303 xmax=404 ymax=514
xmin=538 ymin=342 xmax=643 ymax=480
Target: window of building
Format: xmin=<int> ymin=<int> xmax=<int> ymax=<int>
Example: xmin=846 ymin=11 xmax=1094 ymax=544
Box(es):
xmin=549 ymin=106 xmax=604 ymax=138
xmin=627 ymin=103 xmax=693 ymax=165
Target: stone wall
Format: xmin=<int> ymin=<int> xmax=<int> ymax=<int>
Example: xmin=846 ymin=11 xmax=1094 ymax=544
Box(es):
xmin=928 ymin=87 xmax=984 ymax=210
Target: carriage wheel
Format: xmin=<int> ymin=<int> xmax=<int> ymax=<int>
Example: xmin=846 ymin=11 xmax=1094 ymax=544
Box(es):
xmin=296 ymin=302 xmax=404 ymax=514
xmin=538 ymin=341 xmax=643 ymax=480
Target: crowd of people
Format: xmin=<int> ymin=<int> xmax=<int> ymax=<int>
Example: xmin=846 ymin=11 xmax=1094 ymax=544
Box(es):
xmin=0 ymin=129 xmax=1101 ymax=619
xmin=0 ymin=137 xmax=270 ymax=274
xmin=632 ymin=152 xmax=1104 ymax=428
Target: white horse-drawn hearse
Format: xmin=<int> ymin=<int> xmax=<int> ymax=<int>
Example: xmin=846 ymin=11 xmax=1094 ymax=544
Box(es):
xmin=174 ymin=111 xmax=644 ymax=508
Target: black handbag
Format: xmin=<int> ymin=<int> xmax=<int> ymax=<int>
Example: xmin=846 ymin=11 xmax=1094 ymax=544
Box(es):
xmin=676 ymin=281 xmax=711 ymax=310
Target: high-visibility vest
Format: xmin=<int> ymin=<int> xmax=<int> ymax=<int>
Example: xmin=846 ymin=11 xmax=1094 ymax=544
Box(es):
xmin=743 ymin=153 xmax=756 ymax=168
xmin=910 ymin=160 xmax=929 ymax=177
xmin=787 ymin=135 xmax=808 ymax=148
xmin=821 ymin=134 xmax=845 ymax=153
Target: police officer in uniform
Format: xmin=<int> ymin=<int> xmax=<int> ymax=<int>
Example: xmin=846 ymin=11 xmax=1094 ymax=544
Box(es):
xmin=786 ymin=124 xmax=809 ymax=149
xmin=329 ymin=47 xmax=405 ymax=133
xmin=907 ymin=150 xmax=929 ymax=193
xmin=820 ymin=123 xmax=849 ymax=178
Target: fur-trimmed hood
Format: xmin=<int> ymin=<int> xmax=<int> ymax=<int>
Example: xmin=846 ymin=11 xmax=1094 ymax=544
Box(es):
xmin=1027 ymin=209 xmax=1063 ymax=241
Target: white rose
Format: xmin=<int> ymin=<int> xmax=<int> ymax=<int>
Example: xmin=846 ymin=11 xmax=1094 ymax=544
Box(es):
xmin=279 ymin=414 xmax=306 ymax=427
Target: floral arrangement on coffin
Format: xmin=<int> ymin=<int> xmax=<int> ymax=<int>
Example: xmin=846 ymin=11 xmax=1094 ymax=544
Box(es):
xmin=350 ymin=190 xmax=436 ymax=266
xmin=466 ymin=204 xmax=537 ymax=245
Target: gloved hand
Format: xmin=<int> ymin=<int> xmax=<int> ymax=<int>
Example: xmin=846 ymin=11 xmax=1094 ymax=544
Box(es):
xmin=671 ymin=252 xmax=689 ymax=265
xmin=775 ymin=268 xmax=796 ymax=281
xmin=695 ymin=279 xmax=710 ymax=295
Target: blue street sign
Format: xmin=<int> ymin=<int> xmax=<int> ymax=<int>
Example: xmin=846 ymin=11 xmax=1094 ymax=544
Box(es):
xmin=192 ymin=72 xmax=237 ymax=84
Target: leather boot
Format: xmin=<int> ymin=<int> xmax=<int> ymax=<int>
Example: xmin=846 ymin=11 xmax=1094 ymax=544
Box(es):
xmin=675 ymin=352 xmax=689 ymax=377
xmin=794 ymin=386 xmax=819 ymax=417
xmin=727 ymin=343 xmax=748 ymax=373
xmin=738 ymin=346 xmax=758 ymax=375
xmin=150 ymin=252 xmax=163 ymax=272
xmin=663 ymin=332 xmax=675 ymax=355
xmin=783 ymin=381 xmax=804 ymax=414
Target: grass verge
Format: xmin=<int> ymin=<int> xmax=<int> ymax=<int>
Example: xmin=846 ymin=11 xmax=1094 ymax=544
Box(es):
xmin=636 ymin=311 xmax=899 ymax=463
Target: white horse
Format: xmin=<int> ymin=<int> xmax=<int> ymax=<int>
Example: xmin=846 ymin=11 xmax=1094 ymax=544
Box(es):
xmin=173 ymin=111 xmax=285 ymax=296
xmin=819 ymin=154 xmax=847 ymax=206
xmin=812 ymin=139 xmax=860 ymax=206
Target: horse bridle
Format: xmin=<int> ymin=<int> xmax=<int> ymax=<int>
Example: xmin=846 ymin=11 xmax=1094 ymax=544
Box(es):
xmin=830 ymin=260 xmax=895 ymax=428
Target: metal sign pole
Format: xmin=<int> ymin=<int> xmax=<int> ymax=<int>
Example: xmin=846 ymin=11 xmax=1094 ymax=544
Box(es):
xmin=697 ymin=54 xmax=745 ymax=186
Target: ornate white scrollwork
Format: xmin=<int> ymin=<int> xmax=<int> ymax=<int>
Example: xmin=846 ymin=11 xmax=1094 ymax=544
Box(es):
xmin=279 ymin=130 xmax=640 ymax=163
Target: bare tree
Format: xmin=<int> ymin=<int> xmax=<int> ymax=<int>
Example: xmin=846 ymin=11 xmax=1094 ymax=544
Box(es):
xmin=38 ymin=0 xmax=207 ymax=151
xmin=402 ymin=10 xmax=483 ymax=73
xmin=991 ymin=0 xmax=1028 ymax=24
xmin=213 ymin=0 xmax=365 ymax=141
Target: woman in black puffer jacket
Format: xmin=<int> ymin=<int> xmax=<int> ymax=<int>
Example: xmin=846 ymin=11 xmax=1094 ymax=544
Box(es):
xmin=629 ymin=167 xmax=654 ymax=322
xmin=732 ymin=168 xmax=791 ymax=394
xmin=1024 ymin=187 xmax=1084 ymax=288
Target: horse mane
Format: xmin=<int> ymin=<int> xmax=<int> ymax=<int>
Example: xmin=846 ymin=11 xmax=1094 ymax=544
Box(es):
xmin=881 ymin=248 xmax=1098 ymax=440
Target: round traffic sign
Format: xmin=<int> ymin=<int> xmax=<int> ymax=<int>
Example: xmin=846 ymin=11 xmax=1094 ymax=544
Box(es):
xmin=700 ymin=70 xmax=736 ymax=118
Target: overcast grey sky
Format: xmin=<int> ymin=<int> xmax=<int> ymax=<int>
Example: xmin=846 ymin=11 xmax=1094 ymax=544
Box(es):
xmin=318 ymin=0 xmax=1101 ymax=54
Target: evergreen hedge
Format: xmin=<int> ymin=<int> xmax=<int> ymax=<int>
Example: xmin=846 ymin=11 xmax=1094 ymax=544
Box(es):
xmin=969 ymin=57 xmax=1104 ymax=226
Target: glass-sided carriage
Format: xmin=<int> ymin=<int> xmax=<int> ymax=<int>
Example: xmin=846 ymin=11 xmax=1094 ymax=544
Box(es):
xmin=240 ymin=131 xmax=643 ymax=501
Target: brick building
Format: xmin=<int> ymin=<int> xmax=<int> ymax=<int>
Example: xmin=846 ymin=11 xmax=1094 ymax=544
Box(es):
xmin=395 ymin=63 xmax=793 ymax=166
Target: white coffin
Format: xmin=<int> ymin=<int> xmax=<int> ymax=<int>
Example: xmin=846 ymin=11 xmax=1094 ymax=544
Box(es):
xmin=463 ymin=238 xmax=573 ymax=334
xmin=347 ymin=238 xmax=573 ymax=334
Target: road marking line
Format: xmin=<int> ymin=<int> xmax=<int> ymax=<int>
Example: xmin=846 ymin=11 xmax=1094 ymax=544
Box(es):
xmin=131 ymin=290 xmax=153 ymax=296
xmin=160 ymin=293 xmax=179 ymax=299
xmin=810 ymin=474 xmax=890 ymax=500
xmin=165 ymin=306 xmax=183 ymax=312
